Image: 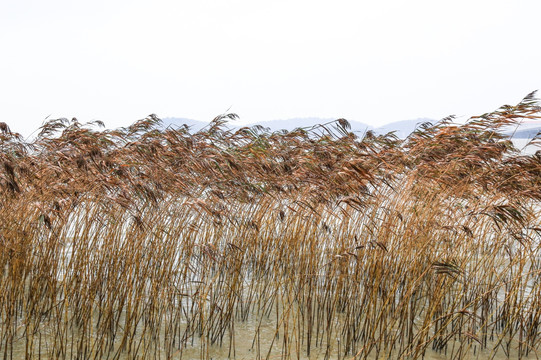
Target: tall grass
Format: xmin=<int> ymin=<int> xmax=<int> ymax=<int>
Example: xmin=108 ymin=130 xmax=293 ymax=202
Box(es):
xmin=1 ymin=93 xmax=541 ymax=359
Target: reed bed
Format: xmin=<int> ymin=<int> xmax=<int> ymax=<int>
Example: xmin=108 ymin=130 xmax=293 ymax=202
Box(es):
xmin=1 ymin=93 xmax=541 ymax=359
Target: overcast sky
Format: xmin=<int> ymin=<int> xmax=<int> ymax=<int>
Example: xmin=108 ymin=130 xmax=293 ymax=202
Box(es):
xmin=1 ymin=0 xmax=540 ymax=136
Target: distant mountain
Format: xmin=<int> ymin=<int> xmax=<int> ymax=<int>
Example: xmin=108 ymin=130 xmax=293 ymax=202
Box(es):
xmin=373 ymin=119 xmax=540 ymax=139
xmin=161 ymin=117 xmax=371 ymax=135
xmin=161 ymin=116 xmax=435 ymax=138
xmin=136 ymin=116 xmax=541 ymax=141
xmin=251 ymin=117 xmax=371 ymax=134
xmin=161 ymin=117 xmax=208 ymax=132
xmin=505 ymin=122 xmax=541 ymax=139
xmin=511 ymin=127 xmax=540 ymax=139
xmin=373 ymin=118 xmax=434 ymax=138
xmin=250 ymin=118 xmax=438 ymax=138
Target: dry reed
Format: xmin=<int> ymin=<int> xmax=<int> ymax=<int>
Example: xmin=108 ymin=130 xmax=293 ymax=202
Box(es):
xmin=1 ymin=93 xmax=541 ymax=359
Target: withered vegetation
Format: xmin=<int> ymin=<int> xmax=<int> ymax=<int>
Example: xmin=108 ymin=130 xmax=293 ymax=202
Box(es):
xmin=1 ymin=93 xmax=541 ymax=359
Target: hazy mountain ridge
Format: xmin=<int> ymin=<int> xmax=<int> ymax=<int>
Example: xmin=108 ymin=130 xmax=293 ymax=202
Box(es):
xmin=162 ymin=117 xmax=433 ymax=138
xmin=507 ymin=122 xmax=541 ymax=139
xmin=162 ymin=117 xmax=541 ymax=139
xmin=512 ymin=127 xmax=541 ymax=138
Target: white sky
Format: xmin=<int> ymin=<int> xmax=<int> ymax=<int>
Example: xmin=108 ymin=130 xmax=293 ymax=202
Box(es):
xmin=1 ymin=0 xmax=540 ymax=136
